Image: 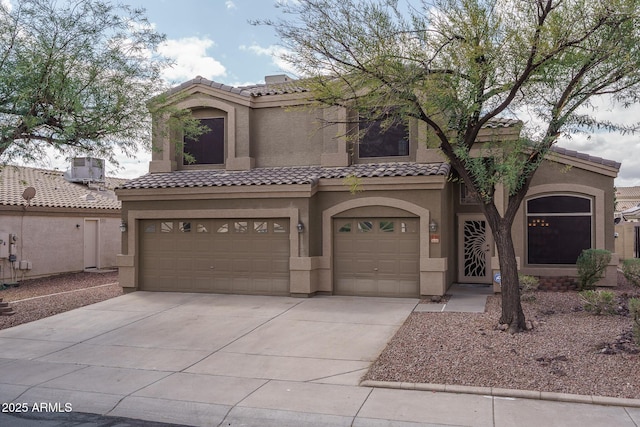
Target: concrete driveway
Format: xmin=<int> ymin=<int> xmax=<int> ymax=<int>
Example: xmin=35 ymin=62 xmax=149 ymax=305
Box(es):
xmin=1 ymin=292 xmax=639 ymax=427
xmin=0 ymin=292 xmax=418 ymax=426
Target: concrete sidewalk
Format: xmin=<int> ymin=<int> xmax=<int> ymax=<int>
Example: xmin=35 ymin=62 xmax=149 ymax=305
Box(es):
xmin=0 ymin=292 xmax=638 ymax=426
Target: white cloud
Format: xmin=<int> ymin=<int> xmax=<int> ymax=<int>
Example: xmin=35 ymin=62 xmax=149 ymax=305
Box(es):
xmin=225 ymin=0 xmax=236 ymax=9
xmin=239 ymin=43 xmax=298 ymax=77
xmin=158 ymin=37 xmax=227 ymax=83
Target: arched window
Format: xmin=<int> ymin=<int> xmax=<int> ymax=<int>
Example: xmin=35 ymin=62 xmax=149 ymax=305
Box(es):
xmin=526 ymin=195 xmax=592 ymax=265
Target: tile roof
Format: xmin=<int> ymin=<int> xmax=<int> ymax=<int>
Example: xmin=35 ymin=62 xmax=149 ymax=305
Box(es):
xmin=481 ymin=117 xmax=521 ymax=128
xmin=118 ymin=162 xmax=451 ymax=190
xmin=550 ymin=146 xmax=621 ymax=170
xmin=167 ymin=76 xmax=310 ymax=98
xmin=616 ymin=186 xmax=640 ymax=199
xmin=0 ymin=166 xmax=126 ymax=210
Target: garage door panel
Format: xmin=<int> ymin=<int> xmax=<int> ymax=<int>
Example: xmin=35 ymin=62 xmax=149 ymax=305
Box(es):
xmin=140 ymin=219 xmax=290 ymax=295
xmin=354 ymin=279 xmax=377 ymax=295
xmin=334 ymin=217 xmax=419 ymax=297
xmin=271 ymin=259 xmax=290 ymax=274
xmin=399 ymin=259 xmax=419 ymax=272
xmin=377 ymin=259 xmax=399 ymax=274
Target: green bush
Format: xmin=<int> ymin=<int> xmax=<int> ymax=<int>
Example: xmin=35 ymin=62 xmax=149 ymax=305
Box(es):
xmin=579 ymin=290 xmax=617 ymax=315
xmin=630 ymin=298 xmax=640 ymax=345
xmin=622 ymin=259 xmax=640 ymax=288
xmin=519 ymin=274 xmax=539 ymax=301
xmin=576 ymin=249 xmax=611 ymax=291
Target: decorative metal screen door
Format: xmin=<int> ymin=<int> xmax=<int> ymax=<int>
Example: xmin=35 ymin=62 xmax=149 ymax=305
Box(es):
xmin=458 ymin=215 xmax=492 ymax=283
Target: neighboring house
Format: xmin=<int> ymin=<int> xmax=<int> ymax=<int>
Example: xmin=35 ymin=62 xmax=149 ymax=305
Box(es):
xmin=115 ymin=75 xmax=620 ymax=297
xmin=0 ymin=162 xmax=126 ymax=282
xmin=615 ymin=186 xmax=640 ymax=220
xmin=614 ymin=186 xmax=640 ymax=260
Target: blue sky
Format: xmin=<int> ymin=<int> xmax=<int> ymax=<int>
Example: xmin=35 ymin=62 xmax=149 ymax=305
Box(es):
xmin=123 ymin=0 xmax=292 ymax=87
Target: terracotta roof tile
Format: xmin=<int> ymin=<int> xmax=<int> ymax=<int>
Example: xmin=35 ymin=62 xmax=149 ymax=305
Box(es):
xmin=616 ymin=186 xmax=640 ymax=199
xmin=550 ymin=146 xmax=621 ymax=170
xmin=118 ymin=162 xmax=451 ymax=190
xmin=0 ymin=166 xmax=125 ymax=210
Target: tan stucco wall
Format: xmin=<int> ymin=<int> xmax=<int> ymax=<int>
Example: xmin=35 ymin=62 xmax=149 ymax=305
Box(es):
xmin=0 ymin=212 xmax=120 ymax=280
xmin=251 ymin=106 xmax=324 ymax=168
xmin=615 ymin=222 xmax=637 ymax=260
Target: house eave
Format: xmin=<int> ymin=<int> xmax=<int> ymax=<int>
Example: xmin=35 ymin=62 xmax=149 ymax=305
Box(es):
xmin=546 ymin=152 xmax=619 ymax=178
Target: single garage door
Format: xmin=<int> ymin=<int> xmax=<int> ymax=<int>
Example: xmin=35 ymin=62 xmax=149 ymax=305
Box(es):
xmin=334 ymin=218 xmax=419 ymax=297
xmin=140 ymin=219 xmax=290 ymax=295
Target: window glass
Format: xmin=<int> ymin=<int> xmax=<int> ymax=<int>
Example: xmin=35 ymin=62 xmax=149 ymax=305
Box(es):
xmin=183 ymin=117 xmax=225 ymax=165
xmin=197 ymin=223 xmax=209 ymax=233
xmin=460 ymin=182 xmax=479 ymax=204
xmin=216 ymin=223 xmax=229 ymax=233
xmin=338 ymin=222 xmax=352 ymax=233
xmin=234 ymin=221 xmax=248 ymax=233
xmin=179 ymin=222 xmax=191 ymax=233
xmin=273 ymin=221 xmax=287 ymax=233
xmin=400 ymin=221 xmax=417 ymax=233
xmin=359 ymin=118 xmax=409 ymax=158
xmin=254 ymin=221 xmax=268 ymax=233
xmin=528 ymin=195 xmax=591 ymax=214
xmin=527 ymin=195 xmax=592 ymax=264
xmin=144 ymin=223 xmax=156 ymax=233
xmin=358 ymin=221 xmax=373 ymax=232
xmin=160 ymin=222 xmax=173 ymax=233
xmin=380 ymin=221 xmax=394 ymax=232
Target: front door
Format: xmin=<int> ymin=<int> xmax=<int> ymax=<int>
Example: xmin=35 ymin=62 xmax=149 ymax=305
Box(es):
xmin=457 ymin=215 xmax=492 ymax=283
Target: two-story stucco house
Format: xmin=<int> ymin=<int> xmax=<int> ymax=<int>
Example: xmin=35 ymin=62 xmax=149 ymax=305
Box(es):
xmin=115 ymin=75 xmax=620 ymax=297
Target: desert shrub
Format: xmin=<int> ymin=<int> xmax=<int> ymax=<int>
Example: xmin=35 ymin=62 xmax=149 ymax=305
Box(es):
xmin=622 ymin=259 xmax=640 ymax=288
xmin=519 ymin=274 xmax=539 ymax=301
xmin=579 ymin=290 xmax=617 ymax=315
xmin=630 ymin=298 xmax=640 ymax=345
xmin=576 ymin=249 xmax=611 ymax=291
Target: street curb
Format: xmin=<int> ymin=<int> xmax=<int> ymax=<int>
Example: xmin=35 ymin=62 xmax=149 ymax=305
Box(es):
xmin=360 ymin=380 xmax=640 ymax=408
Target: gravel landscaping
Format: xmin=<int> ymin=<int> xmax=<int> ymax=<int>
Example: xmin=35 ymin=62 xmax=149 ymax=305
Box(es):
xmin=365 ymin=273 xmax=640 ymax=399
xmin=0 ymin=271 xmax=121 ymax=330
xmin=1 ymin=270 xmax=639 ymax=400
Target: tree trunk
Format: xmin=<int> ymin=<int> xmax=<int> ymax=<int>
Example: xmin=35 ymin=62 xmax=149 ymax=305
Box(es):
xmin=493 ymin=221 xmax=527 ymax=333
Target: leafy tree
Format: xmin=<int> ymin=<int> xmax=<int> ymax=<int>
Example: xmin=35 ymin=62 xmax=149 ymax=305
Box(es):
xmin=260 ymin=0 xmax=640 ymax=332
xmin=0 ymin=0 xmax=196 ymax=167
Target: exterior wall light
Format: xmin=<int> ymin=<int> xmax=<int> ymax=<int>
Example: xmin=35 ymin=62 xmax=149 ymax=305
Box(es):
xmin=297 ymin=222 xmax=305 ymax=233
xmin=120 ymin=220 xmax=127 ymax=233
xmin=429 ymin=220 xmax=438 ymax=232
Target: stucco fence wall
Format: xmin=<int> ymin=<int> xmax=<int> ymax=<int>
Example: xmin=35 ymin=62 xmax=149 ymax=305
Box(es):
xmin=615 ymin=222 xmax=639 ymax=261
xmin=0 ymin=214 xmax=121 ymax=281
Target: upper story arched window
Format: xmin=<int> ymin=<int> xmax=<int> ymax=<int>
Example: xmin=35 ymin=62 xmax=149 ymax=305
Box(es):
xmin=526 ymin=194 xmax=592 ymax=265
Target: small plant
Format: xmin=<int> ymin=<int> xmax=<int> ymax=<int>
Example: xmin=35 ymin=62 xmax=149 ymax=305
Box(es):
xmin=576 ymin=249 xmax=611 ymax=291
xmin=519 ymin=274 xmax=539 ymax=301
xmin=579 ymin=290 xmax=617 ymax=315
xmin=630 ymin=298 xmax=640 ymax=345
xmin=622 ymin=259 xmax=640 ymax=288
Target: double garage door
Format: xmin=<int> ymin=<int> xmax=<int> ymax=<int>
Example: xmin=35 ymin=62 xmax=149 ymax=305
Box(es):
xmin=139 ymin=219 xmax=290 ymax=295
xmin=334 ymin=218 xmax=420 ymax=297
